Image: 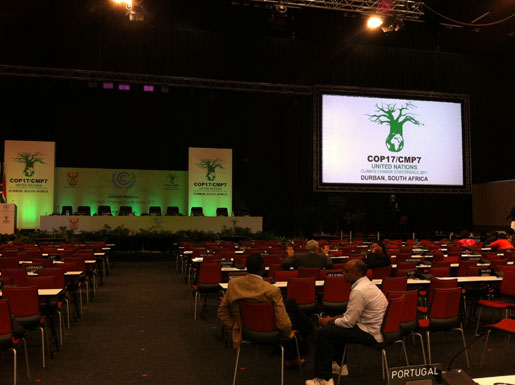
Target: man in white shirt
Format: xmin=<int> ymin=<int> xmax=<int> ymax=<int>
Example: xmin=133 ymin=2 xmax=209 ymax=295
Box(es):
xmin=305 ymin=259 xmax=388 ymax=385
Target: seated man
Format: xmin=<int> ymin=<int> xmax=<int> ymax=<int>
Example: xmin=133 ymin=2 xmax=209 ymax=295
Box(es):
xmin=218 ymin=253 xmax=312 ymax=367
xmin=281 ymin=239 xmax=333 ymax=269
xmin=305 ymin=259 xmax=388 ymax=385
xmin=363 ymin=242 xmax=391 ymax=270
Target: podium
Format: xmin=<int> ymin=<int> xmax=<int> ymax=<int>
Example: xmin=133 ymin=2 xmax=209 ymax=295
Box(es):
xmin=0 ymin=204 xmax=16 ymax=234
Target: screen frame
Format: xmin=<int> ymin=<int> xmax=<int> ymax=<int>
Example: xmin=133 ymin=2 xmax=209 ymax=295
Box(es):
xmin=313 ymin=85 xmax=471 ymax=194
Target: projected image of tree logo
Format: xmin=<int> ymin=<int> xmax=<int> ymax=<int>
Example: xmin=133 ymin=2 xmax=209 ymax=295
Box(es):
xmin=14 ymin=152 xmax=46 ymax=177
xmin=112 ymin=171 xmax=136 ymax=189
xmin=198 ymin=158 xmax=224 ymax=181
xmin=367 ymin=101 xmax=424 ymax=152
xmin=67 ymin=172 xmax=79 ymax=186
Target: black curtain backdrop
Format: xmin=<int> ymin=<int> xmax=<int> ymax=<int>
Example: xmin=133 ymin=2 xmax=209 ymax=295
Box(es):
xmin=1 ymin=1 xmax=513 ymax=236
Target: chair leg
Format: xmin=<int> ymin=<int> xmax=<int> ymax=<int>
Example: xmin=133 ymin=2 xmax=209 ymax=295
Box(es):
xmin=65 ymin=298 xmax=71 ymax=328
xmin=9 ymin=347 xmax=16 ymax=385
xmin=232 ymin=347 xmax=241 ymax=385
xmin=475 ymin=306 xmax=483 ymax=336
xmin=480 ymin=329 xmax=491 ymax=368
xmin=39 ymin=326 xmax=46 ymax=368
xmin=279 ymin=345 xmax=284 ymax=385
xmin=58 ymin=310 xmax=63 ymax=347
xmin=22 ymin=338 xmax=30 ymax=379
xmin=381 ymin=349 xmax=388 ymax=380
xmin=292 ymin=334 xmax=303 ymax=376
xmin=412 ymin=332 xmax=427 ymax=364
xmin=194 ymin=291 xmax=199 ymax=320
xmin=426 ymin=331 xmax=432 ymax=364
xmin=454 ymin=325 xmax=470 ymax=368
xmin=337 ymin=345 xmax=348 ymax=385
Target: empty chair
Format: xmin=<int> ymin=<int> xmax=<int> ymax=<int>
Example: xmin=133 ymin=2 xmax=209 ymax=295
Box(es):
xmin=480 ymin=317 xmax=515 ymax=367
xmin=417 ymin=287 xmax=470 ymax=368
xmin=0 ymin=299 xmax=30 ymax=385
xmin=192 ymin=263 xmax=222 ymax=320
xmin=372 ymin=265 xmax=392 ymax=279
xmin=118 ymin=206 xmax=132 ymax=216
xmin=273 ymin=270 xmax=298 ymax=282
xmin=381 ymin=277 xmax=407 ymax=296
xmin=149 ymin=206 xmax=162 ymax=216
xmin=191 ymin=207 xmax=204 ymax=216
xmin=61 ymin=206 xmax=73 ymax=216
xmin=298 ymin=267 xmax=320 ymax=279
xmin=216 ymin=207 xmax=229 ymax=216
xmin=2 ymin=287 xmax=48 ymax=368
xmin=76 ymin=206 xmax=91 ymax=216
xmin=286 ymin=277 xmax=316 ymax=314
xmin=321 ymin=276 xmax=351 ymax=316
xmin=165 ymin=206 xmax=180 ymax=216
xmin=97 ymin=206 xmax=112 ymax=216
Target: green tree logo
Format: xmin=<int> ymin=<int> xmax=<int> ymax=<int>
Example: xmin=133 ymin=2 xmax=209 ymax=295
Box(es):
xmin=198 ymin=158 xmax=224 ymax=181
xmin=367 ymin=101 xmax=424 ymax=152
xmin=14 ymin=152 xmax=46 ymax=177
xmin=168 ymin=174 xmax=176 ymax=185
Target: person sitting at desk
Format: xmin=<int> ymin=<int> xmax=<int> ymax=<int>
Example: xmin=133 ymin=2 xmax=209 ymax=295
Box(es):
xmin=305 ymin=259 xmax=388 ymax=385
xmin=281 ymin=239 xmax=333 ymax=269
xmin=218 ymin=253 xmax=313 ymax=368
xmin=489 ymin=233 xmax=514 ymax=251
xmin=363 ymin=241 xmax=391 ymax=270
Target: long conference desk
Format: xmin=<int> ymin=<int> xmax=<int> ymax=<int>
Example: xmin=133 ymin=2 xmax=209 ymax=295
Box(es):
xmin=40 ymin=215 xmax=263 ymax=233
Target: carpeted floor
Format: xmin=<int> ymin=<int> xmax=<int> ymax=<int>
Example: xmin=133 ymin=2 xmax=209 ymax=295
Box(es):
xmin=1 ymin=255 xmax=514 ymax=385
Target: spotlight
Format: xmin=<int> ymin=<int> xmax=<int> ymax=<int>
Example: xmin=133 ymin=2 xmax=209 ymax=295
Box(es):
xmin=275 ymin=4 xmax=287 ymax=14
xmin=367 ymin=16 xmax=384 ymax=29
xmin=112 ymin=0 xmax=144 ymax=21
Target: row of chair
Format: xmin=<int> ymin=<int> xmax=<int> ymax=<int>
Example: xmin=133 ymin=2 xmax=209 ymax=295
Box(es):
xmin=59 ymin=205 xmax=230 ymax=216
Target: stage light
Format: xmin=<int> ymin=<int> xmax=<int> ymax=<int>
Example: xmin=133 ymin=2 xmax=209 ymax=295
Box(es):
xmin=143 ymin=85 xmax=154 ymax=92
xmin=112 ymin=0 xmax=144 ymax=21
xmin=367 ymin=16 xmax=384 ymax=29
xmin=119 ymin=84 xmax=130 ymax=91
xmin=103 ymin=83 xmax=114 ymax=89
xmin=275 ymin=4 xmax=287 ymax=14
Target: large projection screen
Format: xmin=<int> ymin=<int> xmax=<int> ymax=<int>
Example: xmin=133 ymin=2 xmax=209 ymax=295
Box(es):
xmin=314 ymin=87 xmax=471 ymax=193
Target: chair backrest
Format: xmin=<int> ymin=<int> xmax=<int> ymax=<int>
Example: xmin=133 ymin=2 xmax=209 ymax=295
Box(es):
xmin=372 ymin=265 xmax=392 ymax=279
xmin=27 ymin=276 xmax=57 ymax=289
xmin=387 ymin=290 xmax=419 ymax=327
xmin=191 ymin=207 xmax=204 ymax=216
xmin=61 ymin=206 xmax=73 ymax=215
xmin=97 ymin=205 xmax=112 ymax=216
xmin=38 ymin=268 xmax=66 ymax=289
xmin=216 ymin=207 xmax=228 ymax=216
xmin=286 ymin=277 xmax=316 ymax=305
xmin=0 ymin=299 xmax=13 ymax=336
xmin=381 ymin=295 xmax=405 ymax=344
xmin=397 ymin=262 xmax=417 ymax=270
xmin=428 ymin=278 xmax=457 ymax=305
xmin=429 ymin=267 xmax=450 ymax=277
xmin=197 ymin=263 xmax=221 ymax=284
xmin=428 ymin=287 xmax=462 ymax=320
xmin=0 ymin=277 xmax=14 ymax=287
xmin=77 ymin=206 xmax=91 ymax=216
xmin=149 ymin=206 xmax=162 ymax=216
xmin=2 ymin=269 xmax=27 ymax=287
xmin=59 ymin=262 xmax=80 ymax=272
xmin=0 ymin=257 xmax=21 ymax=269
xmin=165 ymin=206 xmax=180 ymax=216
xmin=381 ymin=277 xmax=407 ymax=295
xmin=298 ymin=267 xmax=320 ymax=279
xmin=239 ymin=301 xmax=279 ymax=344
xmin=458 ymin=261 xmax=478 ymax=277
xmin=273 ymin=270 xmax=298 ymax=282
xmin=322 ymin=276 xmax=351 ymax=302
xmin=500 ymin=270 xmax=515 ymax=297
xmin=2 ymin=286 xmax=40 ymax=317
xmin=118 ymin=206 xmax=132 ymax=216
xmin=433 ymin=261 xmax=452 ymax=268
xmin=490 ymin=259 xmax=509 ymax=271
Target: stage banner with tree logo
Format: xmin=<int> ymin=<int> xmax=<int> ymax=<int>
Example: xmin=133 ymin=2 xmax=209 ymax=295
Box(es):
xmin=4 ymin=140 xmax=55 ymax=229
xmin=188 ymin=147 xmax=232 ymax=217
xmin=55 ymin=168 xmax=188 ymax=216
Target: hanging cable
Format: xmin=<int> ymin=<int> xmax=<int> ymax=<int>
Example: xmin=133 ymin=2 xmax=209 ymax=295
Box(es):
xmin=424 ymin=3 xmax=515 ymax=27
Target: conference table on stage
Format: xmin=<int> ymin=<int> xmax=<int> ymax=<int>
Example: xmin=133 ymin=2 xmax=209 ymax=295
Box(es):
xmin=39 ymin=215 xmax=263 ymax=233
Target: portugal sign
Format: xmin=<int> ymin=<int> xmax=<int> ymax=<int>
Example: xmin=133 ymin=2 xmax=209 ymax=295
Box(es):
xmin=188 ymin=147 xmax=232 ymax=216
xmin=4 ymin=140 xmax=55 ymax=229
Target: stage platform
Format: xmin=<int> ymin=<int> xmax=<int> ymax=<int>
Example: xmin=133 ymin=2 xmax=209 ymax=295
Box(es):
xmin=40 ymin=215 xmax=263 ymax=233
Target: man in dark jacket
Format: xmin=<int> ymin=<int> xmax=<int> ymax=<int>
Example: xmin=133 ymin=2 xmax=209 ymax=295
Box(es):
xmin=364 ymin=242 xmax=391 ymax=269
xmin=281 ymin=239 xmax=333 ymax=269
